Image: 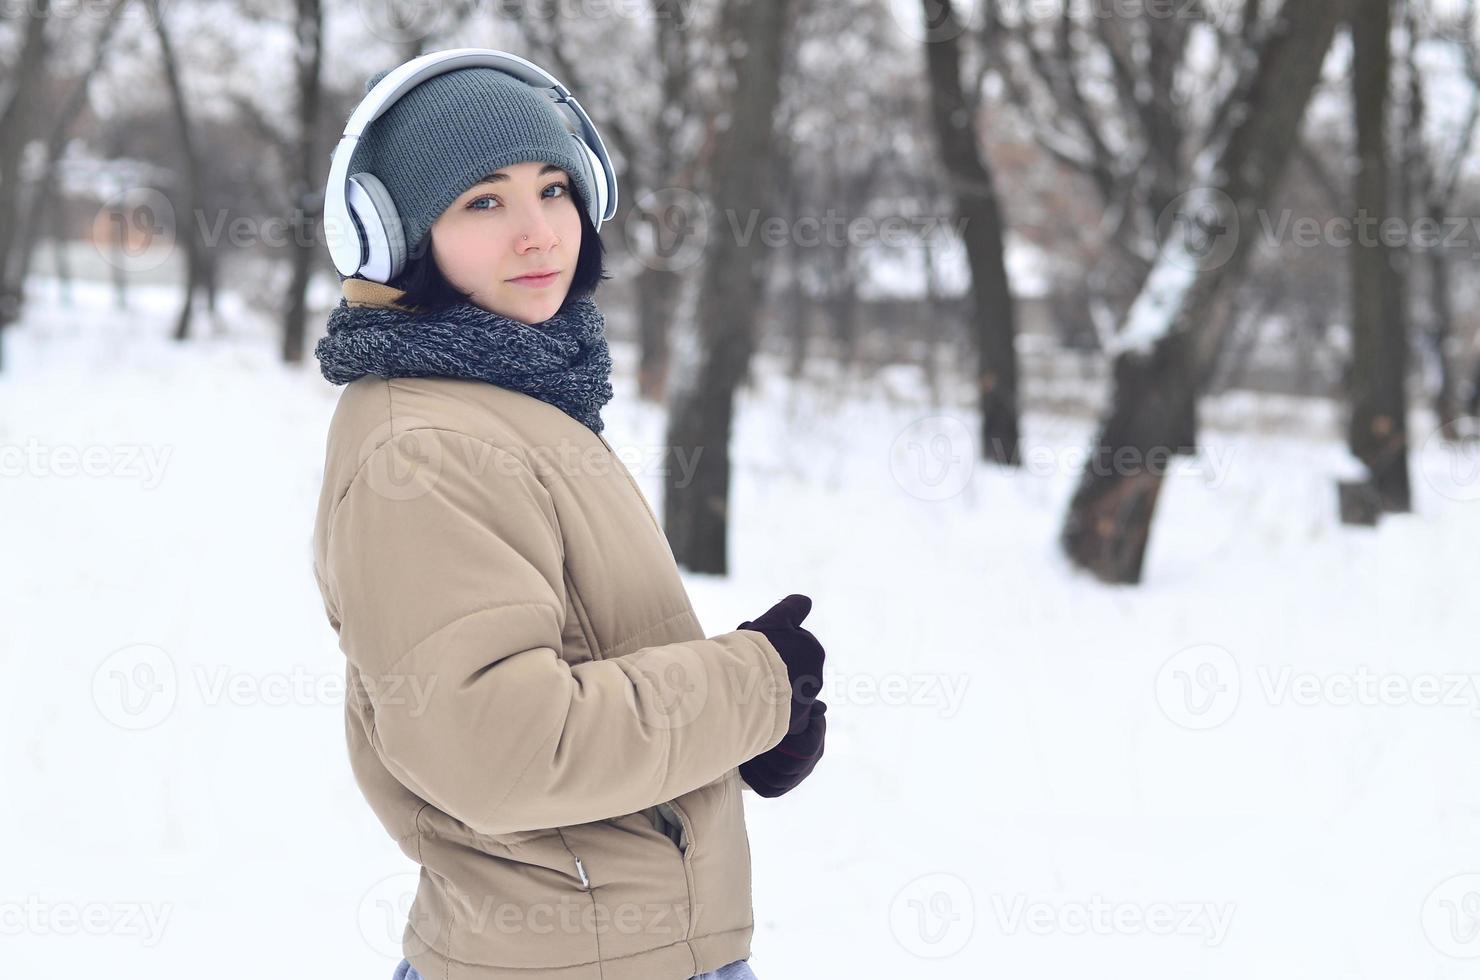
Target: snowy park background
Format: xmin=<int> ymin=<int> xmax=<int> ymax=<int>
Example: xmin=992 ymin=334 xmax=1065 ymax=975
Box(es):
xmin=5 ymin=272 xmax=1479 ymax=979
xmin=6 ymin=1 xmax=1480 ymax=979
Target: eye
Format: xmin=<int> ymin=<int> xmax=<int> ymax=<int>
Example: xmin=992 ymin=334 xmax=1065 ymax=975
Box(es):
xmin=465 ymin=182 xmax=569 ymax=212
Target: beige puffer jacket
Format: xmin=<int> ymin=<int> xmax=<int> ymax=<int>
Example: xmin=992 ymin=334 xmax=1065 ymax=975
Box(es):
xmin=310 ymin=280 xmax=792 ymax=980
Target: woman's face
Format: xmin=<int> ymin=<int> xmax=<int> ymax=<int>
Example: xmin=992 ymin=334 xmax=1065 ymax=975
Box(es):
xmin=428 ymin=160 xmax=583 ymax=324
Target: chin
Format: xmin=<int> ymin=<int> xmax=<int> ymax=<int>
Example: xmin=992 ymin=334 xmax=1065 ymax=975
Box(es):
xmin=522 ymin=300 xmax=563 ymax=325
xmin=478 ymin=290 xmax=562 ymax=325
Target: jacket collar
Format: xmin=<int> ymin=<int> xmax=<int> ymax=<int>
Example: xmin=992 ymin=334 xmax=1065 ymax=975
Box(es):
xmin=341 ymin=277 xmax=420 ymax=312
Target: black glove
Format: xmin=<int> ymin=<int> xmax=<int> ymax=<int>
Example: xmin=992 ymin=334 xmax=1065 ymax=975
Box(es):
xmin=740 ymin=699 xmax=827 ymax=797
xmin=738 ymin=593 xmax=825 ymax=736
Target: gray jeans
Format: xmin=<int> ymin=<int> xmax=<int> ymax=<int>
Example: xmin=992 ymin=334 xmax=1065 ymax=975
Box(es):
xmin=392 ymin=956 xmax=758 ymax=980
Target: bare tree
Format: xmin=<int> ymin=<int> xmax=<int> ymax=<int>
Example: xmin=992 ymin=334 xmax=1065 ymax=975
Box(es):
xmin=14 ymin=0 xmax=133 ymax=290
xmin=0 ymin=0 xmax=51 ymax=357
xmin=632 ymin=0 xmax=700 ymax=403
xmin=1340 ymin=0 xmax=1411 ymax=521
xmin=145 ymin=0 xmax=208 ymax=342
xmin=1059 ymin=0 xmax=1346 ymax=584
xmin=280 ymin=0 xmax=324 ymax=364
xmin=976 ymin=0 xmax=1213 ymax=338
xmin=756 ymin=0 xmax=935 ymax=393
xmin=1401 ymin=0 xmax=1480 ymax=433
xmin=922 ymin=0 xmax=1022 ymax=465
xmin=662 ymin=0 xmax=796 ymax=574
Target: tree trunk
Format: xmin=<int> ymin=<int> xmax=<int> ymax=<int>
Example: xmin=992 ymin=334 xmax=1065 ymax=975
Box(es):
xmin=16 ymin=0 xmax=130 ymax=290
xmin=1345 ymin=0 xmax=1411 ymax=515
xmin=786 ymin=281 xmax=811 ymax=380
xmin=1425 ymin=198 xmax=1462 ymax=435
xmin=1060 ymin=0 xmax=1346 ymax=583
xmin=921 ymin=0 xmax=1021 ymax=465
xmin=781 ymin=171 xmax=812 ymax=384
xmin=823 ymin=220 xmax=859 ymax=378
xmin=631 ymin=0 xmax=697 ymax=402
xmin=662 ymin=0 xmax=793 ymax=575
xmin=281 ymin=0 xmax=324 ymax=364
xmin=635 ymin=266 xmax=680 ymax=402
xmin=1469 ymin=360 xmax=1480 ymax=420
xmin=51 ymin=193 xmax=73 ymax=304
xmin=0 ymin=0 xmax=51 ymax=351
xmin=148 ymin=0 xmax=205 ymax=343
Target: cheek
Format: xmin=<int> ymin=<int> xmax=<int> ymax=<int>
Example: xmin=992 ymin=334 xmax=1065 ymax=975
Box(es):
xmin=436 ymin=223 xmax=512 ymax=278
xmin=557 ymin=206 xmax=584 ymax=248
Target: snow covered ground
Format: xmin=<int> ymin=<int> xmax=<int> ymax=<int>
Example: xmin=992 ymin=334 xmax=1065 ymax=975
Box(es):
xmin=3 ymin=275 xmax=1478 ymax=980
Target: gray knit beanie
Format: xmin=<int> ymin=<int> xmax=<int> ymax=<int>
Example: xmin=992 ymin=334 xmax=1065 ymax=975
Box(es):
xmin=347 ymin=65 xmax=595 ymax=263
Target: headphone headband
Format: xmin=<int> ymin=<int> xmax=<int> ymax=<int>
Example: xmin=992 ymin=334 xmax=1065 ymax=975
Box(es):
xmin=323 ymin=48 xmax=618 ymax=279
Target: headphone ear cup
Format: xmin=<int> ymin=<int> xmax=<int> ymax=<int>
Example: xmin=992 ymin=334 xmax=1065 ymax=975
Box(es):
xmin=345 ymin=171 xmax=407 ymax=283
xmin=570 ymin=136 xmax=609 ymax=232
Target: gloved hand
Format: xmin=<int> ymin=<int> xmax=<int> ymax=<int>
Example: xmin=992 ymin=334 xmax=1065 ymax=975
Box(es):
xmin=737 ymin=593 xmax=825 ymax=736
xmin=740 ymin=699 xmax=827 ymax=798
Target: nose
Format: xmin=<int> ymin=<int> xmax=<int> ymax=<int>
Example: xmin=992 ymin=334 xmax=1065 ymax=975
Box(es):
xmin=513 ymin=205 xmax=559 ymax=253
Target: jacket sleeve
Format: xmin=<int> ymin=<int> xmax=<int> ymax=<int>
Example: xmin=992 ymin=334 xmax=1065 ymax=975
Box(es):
xmin=323 ymin=426 xmax=792 ymax=837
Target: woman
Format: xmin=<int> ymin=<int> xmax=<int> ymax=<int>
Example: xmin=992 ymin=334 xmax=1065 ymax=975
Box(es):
xmin=309 ymin=53 xmax=829 ymax=980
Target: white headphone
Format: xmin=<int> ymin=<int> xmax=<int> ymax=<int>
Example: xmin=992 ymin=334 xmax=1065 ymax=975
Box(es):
xmin=322 ymin=47 xmax=619 ymax=283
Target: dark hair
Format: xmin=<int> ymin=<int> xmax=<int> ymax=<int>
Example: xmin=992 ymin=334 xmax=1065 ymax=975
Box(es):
xmin=386 ymin=187 xmax=610 ymax=314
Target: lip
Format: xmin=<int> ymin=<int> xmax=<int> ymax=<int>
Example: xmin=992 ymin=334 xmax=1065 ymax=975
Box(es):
xmin=507 ymin=269 xmax=561 ymax=287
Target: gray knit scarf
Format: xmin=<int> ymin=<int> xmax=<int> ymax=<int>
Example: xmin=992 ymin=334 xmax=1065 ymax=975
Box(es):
xmin=314 ymin=290 xmax=614 ymax=434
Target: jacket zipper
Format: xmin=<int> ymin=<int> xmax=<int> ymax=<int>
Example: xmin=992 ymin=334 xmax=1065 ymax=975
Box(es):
xmin=573 ymin=854 xmax=590 ymax=890
xmin=656 ymin=801 xmax=688 ymax=852
xmin=595 ymin=432 xmax=697 ymax=937
xmin=658 ymin=800 xmax=697 ymax=941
